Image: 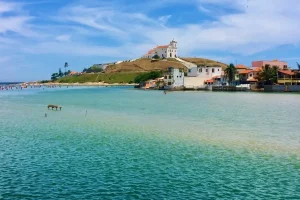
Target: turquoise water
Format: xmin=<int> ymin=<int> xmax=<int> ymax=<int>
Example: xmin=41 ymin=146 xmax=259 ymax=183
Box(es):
xmin=1 ymin=86 xmax=300 ymax=199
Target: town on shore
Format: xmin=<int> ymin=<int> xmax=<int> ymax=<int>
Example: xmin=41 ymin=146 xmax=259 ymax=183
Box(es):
xmin=2 ymin=39 xmax=300 ymax=93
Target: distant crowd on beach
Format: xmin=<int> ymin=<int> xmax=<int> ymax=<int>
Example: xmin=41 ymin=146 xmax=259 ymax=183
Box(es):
xmin=0 ymin=83 xmax=75 ymax=91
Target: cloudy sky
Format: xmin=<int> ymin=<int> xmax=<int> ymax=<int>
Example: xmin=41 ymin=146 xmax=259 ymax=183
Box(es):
xmin=1 ymin=0 xmax=300 ymax=81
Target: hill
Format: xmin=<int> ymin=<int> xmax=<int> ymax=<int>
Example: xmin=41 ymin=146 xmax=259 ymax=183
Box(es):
xmin=55 ymin=72 xmax=142 ymax=84
xmin=53 ymin=57 xmax=228 ymax=84
xmin=105 ymin=58 xmax=186 ymax=73
xmin=181 ymin=58 xmax=228 ymax=70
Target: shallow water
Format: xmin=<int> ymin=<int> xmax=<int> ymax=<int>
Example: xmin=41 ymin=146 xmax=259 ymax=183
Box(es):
xmin=0 ymin=87 xmax=300 ymax=199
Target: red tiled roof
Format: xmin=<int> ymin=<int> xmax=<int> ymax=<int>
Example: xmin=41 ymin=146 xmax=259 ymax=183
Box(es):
xmin=253 ymin=67 xmax=262 ymax=72
xmin=279 ymin=70 xmax=294 ymax=76
xmin=156 ymin=45 xmax=169 ymax=49
xmin=69 ymin=71 xmax=78 ymax=75
xmin=235 ymin=64 xmax=248 ymax=69
xmin=205 ymin=79 xmax=214 ymax=83
xmin=238 ymin=69 xmax=253 ymax=74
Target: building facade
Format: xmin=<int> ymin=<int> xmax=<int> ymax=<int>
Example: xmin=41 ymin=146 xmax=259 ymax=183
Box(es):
xmin=184 ymin=65 xmax=223 ymax=87
xmin=187 ymin=65 xmax=222 ymax=78
xmin=252 ymin=60 xmax=288 ymax=69
xmin=164 ymin=67 xmax=184 ymax=89
xmin=142 ymin=40 xmax=178 ymax=59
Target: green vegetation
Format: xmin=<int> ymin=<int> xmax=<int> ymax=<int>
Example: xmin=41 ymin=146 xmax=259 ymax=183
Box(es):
xmin=51 ymin=68 xmax=71 ymax=81
xmin=224 ymin=63 xmax=237 ymax=86
xmin=56 ymin=72 xmax=142 ymax=84
xmin=152 ymin=54 xmax=160 ymax=59
xmin=134 ymin=71 xmax=163 ymax=83
xmin=258 ymin=64 xmax=278 ymax=85
xmin=83 ymin=65 xmax=103 ymax=73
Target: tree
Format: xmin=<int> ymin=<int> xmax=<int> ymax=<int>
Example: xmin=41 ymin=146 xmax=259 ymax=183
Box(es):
xmin=64 ymin=62 xmax=69 ymax=76
xmin=297 ymin=62 xmax=300 ymax=70
xmin=224 ymin=63 xmax=237 ymax=86
xmin=152 ymin=54 xmax=160 ymax=60
xmin=258 ymin=64 xmax=278 ymax=85
xmin=51 ymin=73 xmax=59 ymax=81
xmin=58 ymin=68 xmax=63 ymax=77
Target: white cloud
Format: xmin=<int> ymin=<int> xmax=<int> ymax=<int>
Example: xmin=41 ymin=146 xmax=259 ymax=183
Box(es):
xmin=198 ymin=5 xmax=211 ymax=13
xmin=2 ymin=0 xmax=300 ymax=74
xmin=158 ymin=15 xmax=172 ymax=24
xmin=55 ymin=34 xmax=71 ymax=41
xmin=0 ymin=1 xmax=20 ymax=13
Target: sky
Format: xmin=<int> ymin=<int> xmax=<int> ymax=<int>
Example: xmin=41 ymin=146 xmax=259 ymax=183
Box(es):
xmin=1 ymin=0 xmax=300 ymax=81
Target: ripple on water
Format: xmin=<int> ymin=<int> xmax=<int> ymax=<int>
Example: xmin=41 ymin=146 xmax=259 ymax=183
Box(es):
xmin=0 ymin=88 xmax=300 ymax=199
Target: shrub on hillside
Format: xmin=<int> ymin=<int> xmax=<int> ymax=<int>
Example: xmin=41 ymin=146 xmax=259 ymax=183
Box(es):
xmin=152 ymin=55 xmax=160 ymax=59
xmin=134 ymin=71 xmax=163 ymax=83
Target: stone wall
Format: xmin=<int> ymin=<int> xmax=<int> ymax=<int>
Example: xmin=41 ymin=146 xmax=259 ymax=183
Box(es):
xmin=264 ymin=85 xmax=300 ymax=92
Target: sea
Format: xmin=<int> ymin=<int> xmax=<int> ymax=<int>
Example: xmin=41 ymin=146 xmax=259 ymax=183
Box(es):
xmin=0 ymin=86 xmax=300 ymax=199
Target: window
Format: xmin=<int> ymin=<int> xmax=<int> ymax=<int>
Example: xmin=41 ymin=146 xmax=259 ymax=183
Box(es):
xmin=168 ymin=82 xmax=172 ymax=85
xmin=206 ymin=69 xmax=208 ymax=72
xmin=250 ymin=73 xmax=253 ymax=77
xmin=164 ymin=76 xmax=167 ymax=79
xmin=218 ymin=69 xmax=220 ymax=71
xmin=177 ymin=76 xmax=178 ymax=78
xmin=188 ymin=69 xmax=191 ymax=73
xmin=212 ymin=68 xmax=215 ymax=73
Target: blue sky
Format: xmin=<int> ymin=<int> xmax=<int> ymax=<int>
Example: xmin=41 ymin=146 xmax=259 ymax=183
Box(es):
xmin=1 ymin=0 xmax=300 ymax=81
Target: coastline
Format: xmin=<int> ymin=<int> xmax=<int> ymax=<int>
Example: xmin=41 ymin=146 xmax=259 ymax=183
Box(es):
xmin=32 ymin=82 xmax=137 ymax=87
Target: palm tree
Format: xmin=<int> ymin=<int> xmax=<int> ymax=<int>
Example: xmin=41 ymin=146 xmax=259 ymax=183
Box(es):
xmin=224 ymin=63 xmax=237 ymax=86
xmin=297 ymin=62 xmax=300 ymax=70
xmin=64 ymin=62 xmax=69 ymax=76
xmin=258 ymin=64 xmax=278 ymax=85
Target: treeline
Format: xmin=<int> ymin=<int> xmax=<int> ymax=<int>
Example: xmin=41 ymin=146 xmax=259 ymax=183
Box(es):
xmin=51 ymin=68 xmax=71 ymax=81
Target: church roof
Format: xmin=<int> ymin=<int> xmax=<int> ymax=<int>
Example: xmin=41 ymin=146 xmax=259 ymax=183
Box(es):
xmin=156 ymin=45 xmax=169 ymax=49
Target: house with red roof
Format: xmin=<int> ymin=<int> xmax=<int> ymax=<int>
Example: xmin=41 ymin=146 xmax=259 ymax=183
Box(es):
xmin=142 ymin=40 xmax=178 ymax=59
xmin=277 ymin=69 xmax=300 ymax=85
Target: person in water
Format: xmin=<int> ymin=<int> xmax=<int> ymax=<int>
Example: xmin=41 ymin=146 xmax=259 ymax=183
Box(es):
xmin=45 ymin=113 xmax=47 ymax=117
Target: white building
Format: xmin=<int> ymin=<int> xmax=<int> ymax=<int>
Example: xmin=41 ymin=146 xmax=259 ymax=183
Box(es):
xmin=187 ymin=65 xmax=222 ymax=78
xmin=184 ymin=65 xmax=223 ymax=88
xmin=164 ymin=67 xmax=184 ymax=89
xmin=142 ymin=40 xmax=178 ymax=59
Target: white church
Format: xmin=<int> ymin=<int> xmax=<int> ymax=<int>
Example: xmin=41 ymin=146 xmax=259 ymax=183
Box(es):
xmin=142 ymin=40 xmax=178 ymax=59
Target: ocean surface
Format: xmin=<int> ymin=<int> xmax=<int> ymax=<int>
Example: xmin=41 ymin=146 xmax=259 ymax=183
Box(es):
xmin=0 ymin=86 xmax=300 ymax=199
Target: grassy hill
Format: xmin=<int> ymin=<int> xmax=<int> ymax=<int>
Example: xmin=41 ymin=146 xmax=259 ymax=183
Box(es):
xmin=53 ymin=57 xmax=228 ymax=83
xmin=105 ymin=58 xmax=186 ymax=73
xmin=55 ymin=72 xmax=142 ymax=84
xmin=181 ymin=58 xmax=228 ymax=70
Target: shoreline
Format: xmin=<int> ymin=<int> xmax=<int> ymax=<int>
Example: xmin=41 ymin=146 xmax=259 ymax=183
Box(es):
xmin=32 ymin=82 xmax=137 ymax=87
